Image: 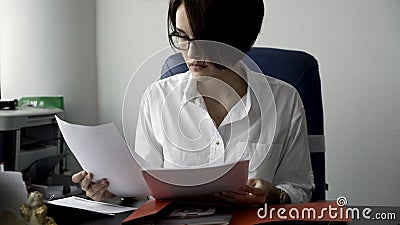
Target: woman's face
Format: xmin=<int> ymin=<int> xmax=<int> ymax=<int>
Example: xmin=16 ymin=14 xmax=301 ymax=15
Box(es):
xmin=175 ymin=4 xmax=220 ymax=78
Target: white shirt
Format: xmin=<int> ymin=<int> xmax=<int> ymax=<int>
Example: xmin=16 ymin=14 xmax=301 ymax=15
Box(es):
xmin=135 ymin=61 xmax=314 ymax=203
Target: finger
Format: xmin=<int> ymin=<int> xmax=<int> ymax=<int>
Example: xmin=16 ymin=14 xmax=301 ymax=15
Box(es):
xmin=247 ymin=178 xmax=258 ymax=186
xmin=242 ymin=185 xmax=265 ymax=197
xmin=80 ymin=173 xmax=93 ymax=191
xmin=71 ymin=171 xmax=87 ymax=183
xmin=103 ymin=190 xmax=115 ymax=200
xmin=219 ymin=189 xmax=266 ymax=207
xmin=86 ymin=179 xmax=108 ymax=199
xmin=220 ymin=191 xmax=256 ymax=205
xmin=247 ymin=178 xmax=265 ymax=189
xmin=90 ymin=181 xmax=109 ymax=201
xmin=215 ymin=192 xmax=245 ymax=205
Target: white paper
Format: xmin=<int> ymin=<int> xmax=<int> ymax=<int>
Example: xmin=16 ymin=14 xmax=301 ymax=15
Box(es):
xmin=0 ymin=171 xmax=28 ymax=214
xmin=56 ymin=117 xmax=249 ymax=200
xmin=56 ymin=117 xmax=150 ymax=196
xmin=142 ymin=160 xmax=249 ymax=199
xmin=46 ymin=196 xmax=136 ymax=215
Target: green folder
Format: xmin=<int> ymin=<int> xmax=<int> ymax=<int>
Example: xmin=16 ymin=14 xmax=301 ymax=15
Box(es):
xmin=18 ymin=96 xmax=64 ymax=109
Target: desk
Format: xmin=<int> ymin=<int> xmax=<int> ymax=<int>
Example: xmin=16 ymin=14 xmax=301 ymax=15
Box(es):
xmin=0 ymin=107 xmax=64 ymax=171
xmin=47 ymin=198 xmax=146 ymax=225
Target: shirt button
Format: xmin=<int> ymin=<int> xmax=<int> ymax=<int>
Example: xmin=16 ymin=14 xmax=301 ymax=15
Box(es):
xmin=216 ymin=141 xmax=220 ymax=145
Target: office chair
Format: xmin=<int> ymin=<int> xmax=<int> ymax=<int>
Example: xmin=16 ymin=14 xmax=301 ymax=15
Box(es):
xmin=22 ymin=153 xmax=69 ymax=185
xmin=160 ymin=47 xmax=326 ymax=202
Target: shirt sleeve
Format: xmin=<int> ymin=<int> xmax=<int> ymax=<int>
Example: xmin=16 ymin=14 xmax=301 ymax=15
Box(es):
xmin=134 ymin=87 xmax=164 ymax=168
xmin=274 ymin=92 xmax=314 ymax=203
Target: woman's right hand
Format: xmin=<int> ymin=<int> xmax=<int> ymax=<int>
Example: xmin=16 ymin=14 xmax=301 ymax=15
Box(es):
xmin=72 ymin=171 xmax=115 ymax=201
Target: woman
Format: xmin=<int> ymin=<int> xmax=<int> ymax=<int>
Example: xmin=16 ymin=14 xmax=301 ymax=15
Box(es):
xmin=73 ymin=0 xmax=314 ymax=207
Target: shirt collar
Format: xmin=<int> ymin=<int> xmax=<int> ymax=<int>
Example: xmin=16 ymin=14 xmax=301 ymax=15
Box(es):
xmin=181 ymin=60 xmax=256 ymax=121
xmin=219 ymin=61 xmax=253 ymax=126
xmin=182 ymin=72 xmax=201 ymax=104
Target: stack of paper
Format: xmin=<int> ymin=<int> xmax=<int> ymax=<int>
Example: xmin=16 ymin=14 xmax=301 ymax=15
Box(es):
xmin=47 ymin=196 xmax=136 ymax=215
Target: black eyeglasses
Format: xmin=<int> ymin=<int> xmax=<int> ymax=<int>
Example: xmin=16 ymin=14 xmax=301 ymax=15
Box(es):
xmin=168 ymin=31 xmax=196 ymax=51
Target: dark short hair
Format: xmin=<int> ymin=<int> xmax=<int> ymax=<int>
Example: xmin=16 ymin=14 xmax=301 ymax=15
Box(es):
xmin=168 ymin=0 xmax=264 ymax=53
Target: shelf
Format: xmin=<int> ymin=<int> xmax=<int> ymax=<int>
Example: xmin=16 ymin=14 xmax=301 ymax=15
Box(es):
xmin=0 ymin=107 xmax=64 ymax=172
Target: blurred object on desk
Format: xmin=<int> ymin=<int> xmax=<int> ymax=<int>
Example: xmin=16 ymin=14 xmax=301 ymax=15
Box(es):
xmin=0 ymin=171 xmax=28 ymax=219
xmin=20 ymin=191 xmax=58 ymax=225
xmin=0 ymin=99 xmax=18 ymax=110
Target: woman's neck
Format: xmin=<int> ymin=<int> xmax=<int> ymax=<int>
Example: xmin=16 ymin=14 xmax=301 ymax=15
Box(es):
xmin=196 ymin=69 xmax=247 ymax=102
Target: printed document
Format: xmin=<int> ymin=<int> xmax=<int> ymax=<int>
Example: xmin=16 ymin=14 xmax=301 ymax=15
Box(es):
xmin=47 ymin=196 xmax=136 ymax=215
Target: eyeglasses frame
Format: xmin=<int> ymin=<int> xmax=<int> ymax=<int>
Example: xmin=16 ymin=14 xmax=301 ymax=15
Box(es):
xmin=168 ymin=31 xmax=198 ymax=51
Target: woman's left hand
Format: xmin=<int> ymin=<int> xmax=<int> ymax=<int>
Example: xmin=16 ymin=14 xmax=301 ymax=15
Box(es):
xmin=215 ymin=178 xmax=280 ymax=207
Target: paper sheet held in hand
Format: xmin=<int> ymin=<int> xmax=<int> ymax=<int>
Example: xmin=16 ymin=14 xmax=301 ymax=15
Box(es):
xmin=56 ymin=117 xmax=248 ymax=198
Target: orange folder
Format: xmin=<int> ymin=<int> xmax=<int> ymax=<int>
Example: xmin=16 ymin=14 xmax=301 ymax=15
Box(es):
xmin=121 ymin=199 xmax=172 ymax=223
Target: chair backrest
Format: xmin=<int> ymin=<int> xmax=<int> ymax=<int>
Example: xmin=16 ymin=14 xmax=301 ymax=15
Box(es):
xmin=161 ymin=47 xmax=326 ymax=202
xmin=22 ymin=153 xmax=69 ymax=185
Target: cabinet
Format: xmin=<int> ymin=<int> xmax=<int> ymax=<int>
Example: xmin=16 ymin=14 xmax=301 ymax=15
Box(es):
xmin=0 ymin=108 xmax=64 ymax=171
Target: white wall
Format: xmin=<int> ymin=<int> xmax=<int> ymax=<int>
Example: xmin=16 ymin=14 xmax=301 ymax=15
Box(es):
xmin=96 ymin=0 xmax=400 ymax=206
xmin=96 ymin=0 xmax=173 ymax=150
xmin=96 ymin=0 xmax=170 ymax=126
xmin=0 ymin=0 xmax=98 ymax=125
